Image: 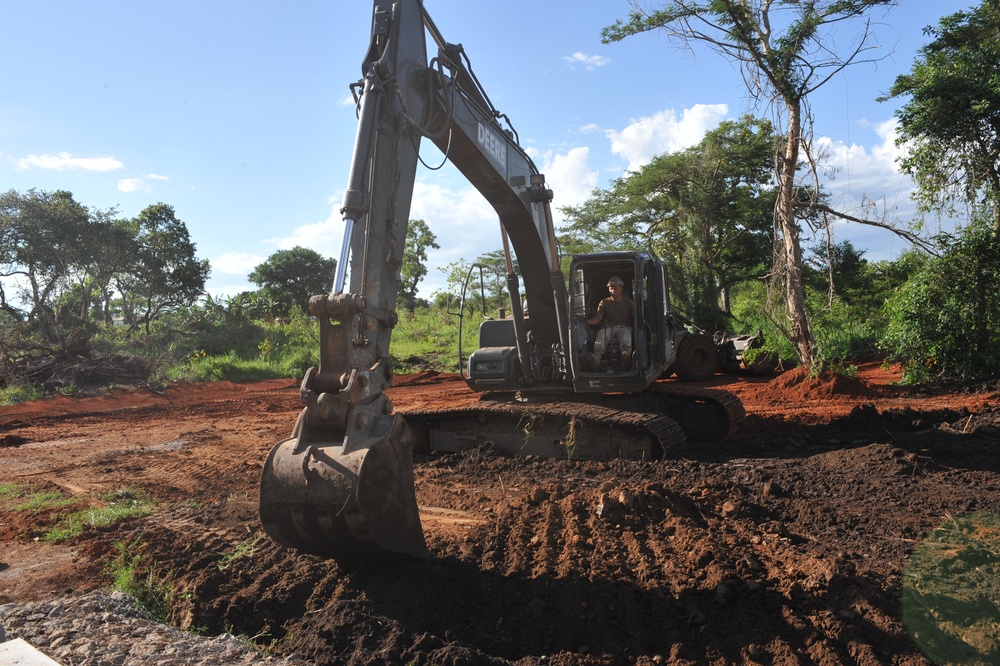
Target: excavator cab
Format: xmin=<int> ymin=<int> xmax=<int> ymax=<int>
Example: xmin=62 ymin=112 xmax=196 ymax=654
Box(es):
xmin=568 ymin=252 xmax=675 ymax=393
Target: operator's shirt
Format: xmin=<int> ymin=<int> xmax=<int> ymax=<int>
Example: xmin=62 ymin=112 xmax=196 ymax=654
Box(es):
xmin=596 ymin=296 xmax=635 ymax=327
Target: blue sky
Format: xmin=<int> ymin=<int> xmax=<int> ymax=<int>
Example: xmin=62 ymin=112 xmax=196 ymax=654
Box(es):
xmin=1 ymin=0 xmax=973 ymax=300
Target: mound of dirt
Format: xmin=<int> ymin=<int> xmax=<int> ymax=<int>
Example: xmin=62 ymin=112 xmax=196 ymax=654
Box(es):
xmin=771 ymin=366 xmax=878 ymax=401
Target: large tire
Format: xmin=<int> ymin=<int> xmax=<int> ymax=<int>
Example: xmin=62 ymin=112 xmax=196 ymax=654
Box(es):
xmin=675 ymin=332 xmax=718 ymax=382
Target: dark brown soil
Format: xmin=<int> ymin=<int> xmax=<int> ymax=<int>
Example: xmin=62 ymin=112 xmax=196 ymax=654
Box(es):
xmin=2 ymin=364 xmax=999 ymax=664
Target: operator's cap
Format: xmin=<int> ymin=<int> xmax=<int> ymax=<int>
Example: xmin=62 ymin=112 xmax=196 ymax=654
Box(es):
xmin=608 ymin=276 xmax=624 ymax=287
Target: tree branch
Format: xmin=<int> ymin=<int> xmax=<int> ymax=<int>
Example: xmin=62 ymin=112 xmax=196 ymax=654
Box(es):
xmin=796 ymin=201 xmax=939 ymax=254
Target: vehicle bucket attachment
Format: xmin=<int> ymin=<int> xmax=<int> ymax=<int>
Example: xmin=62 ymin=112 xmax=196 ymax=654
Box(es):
xmin=260 ymin=409 xmax=427 ymax=562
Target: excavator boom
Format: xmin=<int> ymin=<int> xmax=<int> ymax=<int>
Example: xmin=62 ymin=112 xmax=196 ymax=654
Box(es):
xmin=259 ymin=0 xmax=563 ymax=560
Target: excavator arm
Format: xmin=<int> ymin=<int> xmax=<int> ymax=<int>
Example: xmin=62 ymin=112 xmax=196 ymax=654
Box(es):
xmin=260 ymin=0 xmax=568 ymax=560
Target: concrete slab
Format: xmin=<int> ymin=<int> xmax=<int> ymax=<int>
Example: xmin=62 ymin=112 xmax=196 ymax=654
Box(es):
xmin=0 ymin=638 xmax=62 ymax=665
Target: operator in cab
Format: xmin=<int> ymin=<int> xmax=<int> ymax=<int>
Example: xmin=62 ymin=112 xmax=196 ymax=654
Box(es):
xmin=585 ymin=275 xmax=635 ymax=369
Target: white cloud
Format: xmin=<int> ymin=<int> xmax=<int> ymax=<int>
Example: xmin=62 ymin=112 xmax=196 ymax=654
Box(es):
xmin=16 ymin=152 xmax=123 ymax=172
xmin=117 ymin=174 xmax=169 ymax=193
xmin=117 ymin=178 xmax=146 ymax=193
xmin=265 ymin=216 xmax=342 ymax=254
xmin=809 ymin=117 xmax=930 ymax=260
xmin=606 ymin=104 xmax=730 ymax=172
xmin=214 ymin=251 xmax=266 ymax=276
xmin=269 ymin=148 xmax=594 ymax=298
xmin=816 ymin=118 xmax=913 ymax=209
xmin=409 ymin=178 xmax=498 ymax=281
xmin=531 ymin=146 xmax=597 ymax=224
xmin=563 ymin=52 xmax=610 ymax=70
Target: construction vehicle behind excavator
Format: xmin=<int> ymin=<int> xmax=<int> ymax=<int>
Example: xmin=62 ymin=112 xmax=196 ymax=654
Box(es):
xmin=259 ymin=0 xmax=745 ymax=562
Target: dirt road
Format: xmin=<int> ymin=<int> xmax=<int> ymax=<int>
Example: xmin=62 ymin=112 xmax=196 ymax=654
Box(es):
xmin=1 ymin=365 xmax=998 ymax=664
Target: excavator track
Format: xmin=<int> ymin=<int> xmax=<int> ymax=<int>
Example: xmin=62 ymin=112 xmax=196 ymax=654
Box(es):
xmin=401 ymin=398 xmax=687 ymax=461
xmin=644 ymin=382 xmax=746 ymax=441
xmin=400 ymin=383 xmax=744 ymax=462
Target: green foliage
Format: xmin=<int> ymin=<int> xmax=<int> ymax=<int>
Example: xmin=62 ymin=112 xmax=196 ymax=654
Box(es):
xmin=438 ymin=251 xmax=512 ymax=318
xmin=248 ymin=246 xmax=336 ymax=316
xmin=809 ymin=303 xmax=870 ymax=375
xmin=0 ymin=382 xmax=43 ymax=405
xmin=727 ymin=281 xmax=798 ymax=364
xmin=156 ymin=312 xmax=319 ymax=383
xmin=43 ymin=487 xmax=156 ymax=542
xmin=883 ymin=218 xmax=1000 ymax=383
xmin=106 ymin=538 xmax=174 ymax=622
xmin=561 ymin=115 xmax=776 ymax=330
xmin=884 ymin=0 xmax=1000 ymax=229
xmin=116 ymin=203 xmax=210 ymax=335
xmin=391 ymin=307 xmax=481 ymax=373
xmin=800 ymin=241 xmax=928 ymax=369
xmin=399 ymin=219 xmax=440 ymax=312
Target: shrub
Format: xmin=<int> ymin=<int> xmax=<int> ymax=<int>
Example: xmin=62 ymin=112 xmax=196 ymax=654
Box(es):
xmin=883 ymin=218 xmax=1000 ymax=383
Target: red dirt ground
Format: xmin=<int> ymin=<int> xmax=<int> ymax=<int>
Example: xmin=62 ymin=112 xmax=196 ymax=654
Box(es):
xmin=2 ymin=364 xmax=999 ymax=664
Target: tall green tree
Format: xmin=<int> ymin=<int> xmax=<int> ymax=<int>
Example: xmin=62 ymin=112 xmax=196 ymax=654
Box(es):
xmin=0 ymin=189 xmax=92 ymax=340
xmin=399 ymin=219 xmax=440 ymax=312
xmin=116 ymin=203 xmax=209 ymax=334
xmin=562 ymin=115 xmax=776 ymax=329
xmin=602 ymin=0 xmax=895 ymax=368
xmin=248 ymin=246 xmax=336 ymax=316
xmin=883 ymin=0 xmax=1000 ymax=234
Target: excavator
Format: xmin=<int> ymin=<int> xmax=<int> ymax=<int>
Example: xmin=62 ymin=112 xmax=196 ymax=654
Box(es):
xmin=259 ymin=0 xmax=744 ymax=562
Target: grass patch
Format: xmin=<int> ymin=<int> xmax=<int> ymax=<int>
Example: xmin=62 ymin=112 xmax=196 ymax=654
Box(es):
xmin=391 ymin=307 xmax=482 ymax=373
xmin=0 ymin=384 xmax=43 ymax=405
xmin=0 ymin=483 xmax=24 ymax=501
xmin=43 ymin=487 xmax=156 ymax=542
xmin=218 ymin=535 xmax=261 ymax=570
xmin=107 ymin=537 xmax=173 ymax=622
xmin=12 ymin=491 xmax=82 ymax=512
xmin=159 ymin=350 xmax=286 ymax=383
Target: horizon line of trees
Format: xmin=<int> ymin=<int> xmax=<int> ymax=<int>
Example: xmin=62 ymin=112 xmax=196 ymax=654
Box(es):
xmin=4 ymin=1 xmax=999 ymax=386
xmin=1 ymin=189 xmax=209 ymax=341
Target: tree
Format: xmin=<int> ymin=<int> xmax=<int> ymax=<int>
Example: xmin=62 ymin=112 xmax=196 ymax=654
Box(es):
xmin=439 ymin=250 xmax=511 ymax=317
xmin=883 ymin=215 xmax=1000 ymax=382
xmin=248 ymin=246 xmax=336 ymax=316
xmin=399 ymin=219 xmax=440 ymax=312
xmin=805 ymin=240 xmax=870 ymax=307
xmin=883 ymin=0 xmax=1000 ymax=235
xmin=562 ymin=115 xmax=776 ymax=329
xmin=0 ymin=189 xmax=92 ymax=340
xmin=116 ymin=204 xmax=209 ymax=334
xmin=603 ymin=0 xmax=896 ymax=368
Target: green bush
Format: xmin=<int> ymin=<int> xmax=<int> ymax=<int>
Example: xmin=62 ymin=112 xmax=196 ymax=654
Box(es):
xmin=727 ymin=281 xmax=798 ymax=365
xmin=0 ymin=383 xmax=44 ymax=406
xmin=883 ymin=218 xmax=1000 ymax=383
